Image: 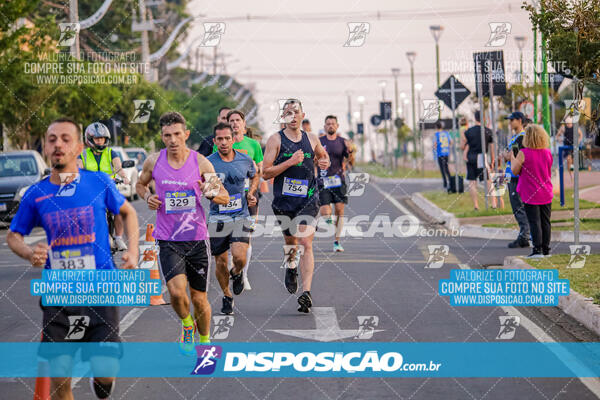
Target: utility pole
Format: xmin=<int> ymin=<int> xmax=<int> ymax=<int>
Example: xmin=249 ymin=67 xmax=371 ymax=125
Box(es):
xmin=213 ymin=46 xmax=218 ymax=75
xmin=69 ymin=0 xmax=80 ymax=59
xmin=540 ymin=3 xmax=551 ymax=134
xmin=392 ymin=68 xmax=400 ymax=167
xmin=139 ymin=0 xmax=152 ymax=81
xmin=406 ymin=51 xmax=417 ymax=169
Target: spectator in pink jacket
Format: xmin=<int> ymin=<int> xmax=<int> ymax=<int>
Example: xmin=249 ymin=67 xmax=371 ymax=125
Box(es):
xmin=510 ymin=124 xmax=553 ymax=259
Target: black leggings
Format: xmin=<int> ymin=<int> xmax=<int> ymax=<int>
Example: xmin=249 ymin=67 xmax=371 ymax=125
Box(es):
xmin=437 ymin=156 xmax=451 ymax=188
xmin=523 ymin=203 xmax=552 ymax=252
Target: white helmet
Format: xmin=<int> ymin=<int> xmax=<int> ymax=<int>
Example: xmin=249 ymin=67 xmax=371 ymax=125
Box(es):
xmin=85 ymin=122 xmax=111 ymax=151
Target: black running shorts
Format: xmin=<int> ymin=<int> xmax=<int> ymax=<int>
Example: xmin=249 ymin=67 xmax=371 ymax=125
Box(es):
xmin=157 ymin=240 xmax=210 ymax=292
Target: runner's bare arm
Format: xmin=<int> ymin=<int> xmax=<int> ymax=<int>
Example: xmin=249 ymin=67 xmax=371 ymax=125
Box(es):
xmin=119 ymin=201 xmax=139 ymax=269
xmin=263 ymin=133 xmax=292 ymax=180
xmin=310 ymin=133 xmax=330 ymax=170
xmin=136 ymin=153 xmax=160 ymax=208
xmin=6 ymin=231 xmax=48 ymax=267
xmin=344 ymin=139 xmax=354 ymax=170
xmin=256 ymin=161 xmax=263 ymax=179
xmin=198 ymin=154 xmax=229 ymax=205
xmin=247 ymin=172 xmax=260 ymax=207
xmin=248 ymin=171 xmax=259 ymax=198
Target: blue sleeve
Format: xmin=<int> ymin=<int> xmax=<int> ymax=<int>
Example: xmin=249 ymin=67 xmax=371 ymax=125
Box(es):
xmin=98 ymin=172 xmax=125 ymax=215
xmin=9 ymin=187 xmax=39 ymax=235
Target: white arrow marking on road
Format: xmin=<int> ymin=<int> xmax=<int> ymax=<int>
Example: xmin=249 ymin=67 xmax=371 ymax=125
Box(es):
xmin=268 ymin=307 xmax=383 ymax=342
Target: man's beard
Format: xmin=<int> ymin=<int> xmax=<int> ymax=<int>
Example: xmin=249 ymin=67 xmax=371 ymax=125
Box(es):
xmin=52 ymin=162 xmax=66 ymax=170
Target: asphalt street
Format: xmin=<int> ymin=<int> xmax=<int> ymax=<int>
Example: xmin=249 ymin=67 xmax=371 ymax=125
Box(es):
xmin=1 ymin=179 xmax=600 ymax=399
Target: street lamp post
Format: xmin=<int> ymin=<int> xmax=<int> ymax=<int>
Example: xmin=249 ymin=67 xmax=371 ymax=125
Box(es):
xmin=429 ymin=25 xmax=444 ymax=89
xmin=415 ymin=82 xmax=424 ymax=176
xmin=378 ymin=80 xmax=389 ymax=166
xmin=406 ymin=51 xmax=417 ymax=169
xmin=514 ymin=36 xmax=526 ymax=83
xmin=392 ymin=68 xmax=401 ymax=167
xmin=357 ymin=95 xmax=366 ymax=163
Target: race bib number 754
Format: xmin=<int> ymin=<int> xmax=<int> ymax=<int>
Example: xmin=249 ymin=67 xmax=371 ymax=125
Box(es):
xmin=283 ymin=177 xmax=308 ymax=197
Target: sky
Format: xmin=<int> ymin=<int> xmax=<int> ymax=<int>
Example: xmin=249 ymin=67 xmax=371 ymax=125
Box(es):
xmin=183 ymin=0 xmax=537 ymax=141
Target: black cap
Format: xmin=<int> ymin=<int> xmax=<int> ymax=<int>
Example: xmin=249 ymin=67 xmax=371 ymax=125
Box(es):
xmin=505 ymin=111 xmax=525 ymax=121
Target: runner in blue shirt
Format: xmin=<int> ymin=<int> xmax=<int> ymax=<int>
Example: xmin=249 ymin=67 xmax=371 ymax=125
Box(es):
xmin=207 ymin=122 xmax=258 ymax=315
xmin=433 ymin=121 xmax=452 ymax=189
xmin=6 ymin=117 xmax=139 ymax=400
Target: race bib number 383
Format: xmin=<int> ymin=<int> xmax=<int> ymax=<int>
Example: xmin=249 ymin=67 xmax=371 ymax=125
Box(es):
xmin=165 ymin=190 xmax=196 ymax=214
xmin=50 ymin=246 xmax=96 ymax=269
xmin=283 ymin=177 xmax=308 ymax=197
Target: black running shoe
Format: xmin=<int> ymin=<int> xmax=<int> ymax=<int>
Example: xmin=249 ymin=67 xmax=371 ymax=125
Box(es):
xmin=221 ymin=296 xmax=234 ymax=315
xmin=90 ymin=378 xmax=115 ymax=399
xmin=230 ymin=269 xmax=245 ymax=295
xmin=285 ymin=267 xmax=298 ymax=294
xmin=297 ymin=291 xmax=312 ymax=313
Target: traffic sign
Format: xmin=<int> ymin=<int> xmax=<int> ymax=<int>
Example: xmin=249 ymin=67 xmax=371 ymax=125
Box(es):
xmin=357 ymin=122 xmax=364 ymax=134
xmin=473 ymin=50 xmax=507 ymax=97
xmin=435 ymin=75 xmax=470 ymax=110
xmin=370 ymin=114 xmax=382 ymax=127
xmin=379 ymin=102 xmax=392 ymax=120
xmin=519 ymin=101 xmax=534 ymax=119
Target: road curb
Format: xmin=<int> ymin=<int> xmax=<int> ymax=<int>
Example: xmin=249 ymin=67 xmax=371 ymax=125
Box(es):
xmin=503 ymin=256 xmax=600 ymax=337
xmin=410 ymin=192 xmax=461 ymax=232
xmin=410 ymin=192 xmax=600 ymax=243
xmin=369 ymin=175 xmax=440 ymax=184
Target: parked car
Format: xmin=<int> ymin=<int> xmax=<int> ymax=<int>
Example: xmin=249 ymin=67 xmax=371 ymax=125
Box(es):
xmin=125 ymin=147 xmax=155 ymax=193
xmin=125 ymin=147 xmax=147 ymax=172
xmin=0 ymin=151 xmax=49 ymax=223
xmin=111 ymin=147 xmax=138 ymax=201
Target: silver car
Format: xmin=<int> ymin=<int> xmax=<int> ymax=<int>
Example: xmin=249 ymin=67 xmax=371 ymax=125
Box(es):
xmin=0 ymin=151 xmax=49 ymax=222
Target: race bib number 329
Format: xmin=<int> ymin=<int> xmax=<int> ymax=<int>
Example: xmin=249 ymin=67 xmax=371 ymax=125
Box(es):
xmin=283 ymin=177 xmax=308 ymax=197
xmin=165 ymin=190 xmax=196 ymax=214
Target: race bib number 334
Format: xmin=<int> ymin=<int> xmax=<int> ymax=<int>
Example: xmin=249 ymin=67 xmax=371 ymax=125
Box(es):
xmin=219 ymin=193 xmax=243 ymax=213
xmin=283 ymin=177 xmax=308 ymax=197
xmin=165 ymin=190 xmax=196 ymax=214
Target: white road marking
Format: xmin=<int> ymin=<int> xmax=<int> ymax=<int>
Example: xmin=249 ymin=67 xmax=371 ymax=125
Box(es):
xmin=371 ymin=182 xmax=414 ymax=216
xmin=267 ymin=307 xmax=383 ymax=342
xmin=72 ymin=285 xmax=168 ymax=388
xmin=378 ymin=189 xmax=600 ymax=397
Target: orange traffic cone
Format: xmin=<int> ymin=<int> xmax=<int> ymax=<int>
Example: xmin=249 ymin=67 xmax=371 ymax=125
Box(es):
xmin=140 ymin=224 xmax=166 ymax=306
xmin=34 ymin=333 xmax=50 ymax=400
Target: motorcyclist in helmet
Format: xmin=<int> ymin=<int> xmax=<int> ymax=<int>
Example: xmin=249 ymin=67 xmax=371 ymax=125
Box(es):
xmin=77 ymin=122 xmax=130 ymax=251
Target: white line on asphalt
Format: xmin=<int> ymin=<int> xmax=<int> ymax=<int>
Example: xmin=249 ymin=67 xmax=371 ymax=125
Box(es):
xmin=456 ymin=263 xmax=600 ymax=397
xmin=376 ymin=186 xmax=600 ymax=398
xmin=72 ymin=285 xmax=168 ymax=388
xmin=370 ymin=182 xmax=414 ymax=216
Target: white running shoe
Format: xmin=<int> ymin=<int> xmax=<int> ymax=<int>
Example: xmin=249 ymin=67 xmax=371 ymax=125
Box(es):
xmin=114 ymin=237 xmax=128 ymax=251
xmin=243 ymin=273 xmax=252 ymax=291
